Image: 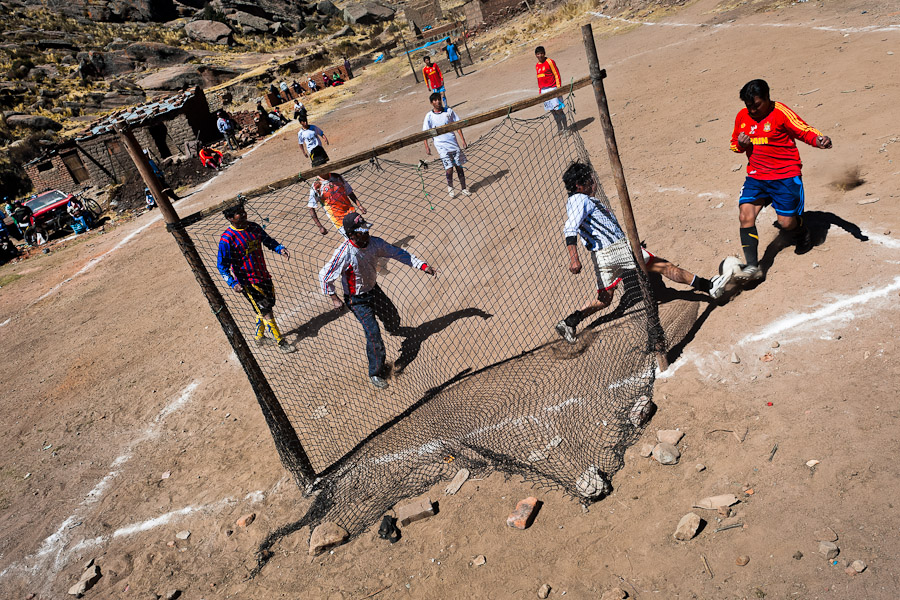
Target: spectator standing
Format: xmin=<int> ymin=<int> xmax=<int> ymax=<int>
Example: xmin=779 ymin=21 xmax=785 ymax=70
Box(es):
xmin=217 ymin=111 xmax=238 ymax=150
xmin=444 ymin=40 xmax=464 ymax=78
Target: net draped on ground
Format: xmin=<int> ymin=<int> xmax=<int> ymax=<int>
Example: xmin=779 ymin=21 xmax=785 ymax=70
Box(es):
xmin=180 ymin=106 xmax=664 ymax=561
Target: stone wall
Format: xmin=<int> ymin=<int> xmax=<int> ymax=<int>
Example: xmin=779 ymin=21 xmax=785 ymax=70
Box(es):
xmin=25 ymin=154 xmax=79 ymax=194
xmin=404 ymin=0 xmax=443 ymax=29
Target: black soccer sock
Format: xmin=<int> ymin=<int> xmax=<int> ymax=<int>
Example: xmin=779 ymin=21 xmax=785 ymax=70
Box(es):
xmin=445 ymin=170 xmax=453 ymax=187
xmin=690 ymin=275 xmax=712 ymax=292
xmin=564 ymin=309 xmax=586 ymax=328
xmin=740 ymin=226 xmax=760 ymax=267
xmin=456 ymin=166 xmax=467 ymax=190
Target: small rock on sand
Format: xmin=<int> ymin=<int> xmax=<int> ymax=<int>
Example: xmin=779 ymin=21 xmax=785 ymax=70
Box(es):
xmin=538 ymin=583 xmax=551 ymax=598
xmin=652 ymin=442 xmax=680 ymax=465
xmin=673 ymin=513 xmax=702 ymax=541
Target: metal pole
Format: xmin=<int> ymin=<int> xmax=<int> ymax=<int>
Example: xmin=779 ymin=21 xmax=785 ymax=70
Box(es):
xmin=581 ymin=24 xmax=645 ymax=274
xmin=581 ymin=24 xmax=669 ymax=371
xmin=115 ymin=125 xmax=318 ymax=483
xmin=462 ymin=21 xmax=473 ymax=66
xmin=402 ymin=36 xmax=419 ymax=83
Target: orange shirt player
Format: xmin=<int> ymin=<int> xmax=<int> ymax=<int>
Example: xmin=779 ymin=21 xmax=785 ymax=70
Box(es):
xmin=422 ymin=56 xmax=448 ymax=109
xmin=729 ymin=79 xmax=831 ymax=285
xmin=534 ymin=46 xmax=568 ymax=133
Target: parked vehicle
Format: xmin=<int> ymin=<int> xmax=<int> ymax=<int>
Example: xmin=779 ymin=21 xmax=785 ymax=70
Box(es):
xmin=23 ymin=190 xmax=102 ymax=240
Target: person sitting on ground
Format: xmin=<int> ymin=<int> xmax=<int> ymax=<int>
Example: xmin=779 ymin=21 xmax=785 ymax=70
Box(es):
xmin=331 ymin=71 xmax=344 ymax=86
xmin=293 ymin=98 xmax=307 ymax=122
xmin=308 ymin=77 xmax=318 ymax=92
xmin=292 ymin=80 xmax=304 ymax=97
xmin=145 ymin=188 xmax=156 ymax=211
xmin=66 ymin=196 xmax=93 ymax=232
xmin=554 ymin=161 xmax=733 ymax=344
xmin=199 ymin=146 xmax=223 ymax=170
xmin=269 ymin=83 xmax=282 ymax=103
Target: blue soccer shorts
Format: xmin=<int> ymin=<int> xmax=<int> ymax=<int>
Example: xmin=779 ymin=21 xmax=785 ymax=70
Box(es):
xmin=738 ymin=176 xmax=805 ymax=217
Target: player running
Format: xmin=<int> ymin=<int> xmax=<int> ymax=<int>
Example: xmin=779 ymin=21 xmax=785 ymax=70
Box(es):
xmin=422 ymin=56 xmax=448 ymax=109
xmin=730 ymin=79 xmax=832 ymax=283
xmin=319 ymin=212 xmax=437 ymax=389
xmin=554 ymin=162 xmax=731 ymax=344
xmin=217 ymin=204 xmax=296 ymax=353
xmin=308 ymin=172 xmax=367 ymax=236
xmin=423 ymin=92 xmax=470 ymax=198
xmin=298 ymin=118 xmax=330 ymax=167
xmin=535 ymin=46 xmax=569 ymax=134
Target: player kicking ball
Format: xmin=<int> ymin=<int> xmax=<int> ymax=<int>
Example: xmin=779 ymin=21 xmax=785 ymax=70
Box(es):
xmin=217 ymin=204 xmax=296 ymax=353
xmin=730 ymin=79 xmax=832 ymax=283
xmin=555 ymin=162 xmax=732 ymax=344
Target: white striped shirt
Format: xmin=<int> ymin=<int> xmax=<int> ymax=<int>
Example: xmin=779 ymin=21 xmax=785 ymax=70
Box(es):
xmin=320 ymin=237 xmax=425 ymax=297
xmin=563 ymin=193 xmax=625 ymax=252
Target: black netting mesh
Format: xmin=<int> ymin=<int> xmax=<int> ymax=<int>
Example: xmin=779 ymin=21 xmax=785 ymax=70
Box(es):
xmin=177 ymin=105 xmax=668 ymax=566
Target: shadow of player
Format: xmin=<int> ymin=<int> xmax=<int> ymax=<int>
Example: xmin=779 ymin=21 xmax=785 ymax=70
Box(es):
xmin=392 ymin=308 xmax=493 ymax=374
xmin=571 ymin=117 xmax=595 ymax=133
xmin=286 ymin=306 xmax=347 ymax=342
xmin=468 ymin=169 xmax=510 ymax=194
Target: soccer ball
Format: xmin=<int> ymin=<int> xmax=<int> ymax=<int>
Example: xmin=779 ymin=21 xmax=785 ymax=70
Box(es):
xmin=719 ymin=255 xmax=744 ymax=277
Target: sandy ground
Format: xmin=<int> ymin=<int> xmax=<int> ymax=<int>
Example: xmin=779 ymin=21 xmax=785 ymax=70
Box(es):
xmin=2 ymin=0 xmax=900 ymax=597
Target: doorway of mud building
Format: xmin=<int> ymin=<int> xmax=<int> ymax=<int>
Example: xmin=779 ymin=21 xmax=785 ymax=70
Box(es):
xmin=149 ymin=123 xmax=172 ymax=158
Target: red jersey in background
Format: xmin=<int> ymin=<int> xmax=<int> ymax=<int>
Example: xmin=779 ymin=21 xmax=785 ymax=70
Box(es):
xmin=423 ymin=63 xmax=444 ymax=89
xmin=536 ymin=58 xmax=562 ymax=89
xmin=730 ymin=101 xmax=821 ymax=180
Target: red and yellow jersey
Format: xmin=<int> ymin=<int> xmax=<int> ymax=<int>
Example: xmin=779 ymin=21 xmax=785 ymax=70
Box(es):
xmin=423 ymin=63 xmax=444 ymax=89
xmin=536 ymin=58 xmax=562 ymax=90
xmin=730 ymin=101 xmax=821 ymax=180
xmin=309 ymin=176 xmax=355 ymax=228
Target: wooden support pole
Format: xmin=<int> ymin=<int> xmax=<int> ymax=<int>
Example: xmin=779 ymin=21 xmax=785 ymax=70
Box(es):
xmin=581 ymin=24 xmax=668 ymax=371
xmin=403 ymin=36 xmax=420 ymax=83
xmin=116 ymin=125 xmax=319 ymax=482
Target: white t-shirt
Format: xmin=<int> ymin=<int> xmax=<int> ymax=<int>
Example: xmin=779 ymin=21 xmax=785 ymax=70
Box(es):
xmin=298 ymin=125 xmax=325 ymax=152
xmin=423 ymin=108 xmax=460 ymax=156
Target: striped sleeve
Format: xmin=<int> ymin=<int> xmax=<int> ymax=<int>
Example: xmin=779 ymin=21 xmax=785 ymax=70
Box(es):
xmin=775 ymin=102 xmax=821 ymax=146
xmin=216 ymin=234 xmax=237 ymax=288
xmin=320 ymin=243 xmax=349 ymax=295
xmin=730 ymin=111 xmax=745 ymax=153
xmin=548 ymin=59 xmax=562 ymax=88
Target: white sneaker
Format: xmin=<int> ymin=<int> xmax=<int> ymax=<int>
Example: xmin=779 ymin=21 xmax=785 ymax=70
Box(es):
xmin=370 ymin=375 xmax=389 ymax=389
xmin=708 ymin=271 xmax=733 ymax=299
xmin=447 ymin=186 xmax=456 ymax=198
xmin=734 ymin=265 xmax=763 ymax=283
xmin=461 ymin=189 xmax=471 ymax=196
xmin=555 ymin=320 xmax=576 ymax=344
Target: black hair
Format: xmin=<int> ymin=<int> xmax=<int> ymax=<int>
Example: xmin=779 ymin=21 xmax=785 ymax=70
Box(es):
xmin=535 ymin=46 xmax=546 ymax=55
xmin=562 ymin=161 xmax=594 ymax=194
xmin=422 ymin=55 xmax=431 ymax=62
xmin=429 ymin=92 xmax=443 ymax=104
xmin=222 ymin=203 xmax=245 ymax=219
xmin=739 ymin=79 xmax=770 ymax=103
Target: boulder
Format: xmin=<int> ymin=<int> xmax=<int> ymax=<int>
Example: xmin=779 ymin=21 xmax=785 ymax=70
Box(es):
xmin=317 ymin=0 xmax=340 ymax=14
xmin=5 ymin=114 xmax=62 ymax=131
xmin=76 ymin=51 xmax=136 ymax=78
xmin=136 ymin=64 xmax=239 ymax=91
xmin=343 ymin=1 xmax=394 ymax=25
xmin=309 ymin=522 xmax=348 ymax=555
xmin=229 ymin=11 xmax=273 ymax=33
xmin=184 ymin=19 xmax=234 ymax=45
xmin=329 ymin=25 xmax=354 ymax=38
xmin=125 ymin=42 xmax=194 ymax=67
xmin=38 ymin=39 xmax=76 ymax=50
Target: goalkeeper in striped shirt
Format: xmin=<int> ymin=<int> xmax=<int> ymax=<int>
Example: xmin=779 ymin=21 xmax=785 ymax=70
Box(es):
xmin=217 ymin=204 xmax=296 ymax=353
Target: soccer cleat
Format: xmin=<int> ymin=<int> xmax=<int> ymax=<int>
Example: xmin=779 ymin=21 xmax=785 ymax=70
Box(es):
xmin=277 ymin=339 xmax=296 ymax=353
xmin=254 ymin=336 xmax=266 ymax=347
xmin=461 ymin=189 xmax=471 ymax=196
xmin=708 ymin=271 xmax=733 ymax=300
xmin=447 ymin=186 xmax=456 ymax=198
xmin=555 ymin=320 xmax=577 ymax=344
xmin=370 ymin=375 xmax=389 ymax=389
xmin=734 ymin=265 xmax=764 ymax=283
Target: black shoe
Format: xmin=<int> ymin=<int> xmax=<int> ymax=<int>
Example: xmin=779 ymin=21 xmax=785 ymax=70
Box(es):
xmin=794 ymin=226 xmax=813 ymax=255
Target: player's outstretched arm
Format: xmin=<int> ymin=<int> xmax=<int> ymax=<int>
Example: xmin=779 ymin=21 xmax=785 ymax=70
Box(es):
xmin=350 ymin=193 xmax=366 ymax=215
xmin=309 ymin=207 xmax=327 ymax=235
xmin=816 ymin=135 xmax=833 ymax=149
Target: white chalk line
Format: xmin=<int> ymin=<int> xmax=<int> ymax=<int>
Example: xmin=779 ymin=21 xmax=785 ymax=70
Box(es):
xmin=589 ymin=12 xmax=900 ymax=34
xmin=0 ymin=381 xmax=200 ymax=583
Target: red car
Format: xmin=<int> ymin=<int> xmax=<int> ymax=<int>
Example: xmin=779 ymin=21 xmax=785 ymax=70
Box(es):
xmin=22 ymin=190 xmax=101 ymax=238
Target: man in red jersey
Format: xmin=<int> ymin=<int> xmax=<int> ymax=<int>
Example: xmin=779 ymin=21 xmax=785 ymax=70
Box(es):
xmin=535 ymin=46 xmax=568 ymax=133
xmin=730 ymin=79 xmax=832 ymax=283
xmin=422 ymin=56 xmax=447 ymax=109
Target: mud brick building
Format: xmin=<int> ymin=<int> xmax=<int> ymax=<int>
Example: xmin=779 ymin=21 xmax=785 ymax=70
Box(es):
xmin=462 ymin=0 xmax=525 ymax=26
xmin=25 ymin=88 xmax=216 ymax=193
xmin=404 ymin=0 xmax=443 ymax=29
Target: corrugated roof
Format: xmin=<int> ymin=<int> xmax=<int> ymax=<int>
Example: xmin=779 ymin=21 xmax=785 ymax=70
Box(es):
xmin=75 ymin=88 xmax=197 ymax=141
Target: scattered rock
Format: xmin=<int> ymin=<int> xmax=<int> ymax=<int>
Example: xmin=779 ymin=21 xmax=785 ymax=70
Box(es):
xmin=161 ymin=471 xmax=171 ymax=479
xmin=806 ymin=459 xmax=820 ymax=468
xmin=575 ymin=465 xmax=610 ymax=498
xmin=329 ymin=25 xmax=355 ymax=39
xmin=629 ymin=396 xmax=656 ymax=427
xmin=164 ymin=591 xmax=181 ymax=600
xmin=850 ymin=559 xmax=867 ymax=573
xmin=693 ymin=494 xmax=739 ymax=510
xmin=651 ymin=442 xmax=680 ymax=465
xmin=68 ymin=564 xmax=101 ymax=597
xmin=343 ymin=1 xmax=395 ymax=25
xmin=695 ymin=463 xmax=706 ymax=472
xmin=309 ymin=522 xmax=348 ymax=555
xmin=736 ymin=555 xmax=750 ymax=566
xmin=760 ymin=352 xmax=775 ymax=362
xmin=818 ymin=541 xmax=839 ymax=560
xmin=538 ymin=583 xmax=551 ymax=599
xmin=857 ymin=197 xmax=879 ymax=205
xmin=717 ymin=506 xmax=734 ymax=518
xmin=471 ymin=554 xmax=486 ymax=567
xmin=656 ymin=430 xmax=684 ymax=445
xmin=507 ymin=496 xmax=539 ymax=530
xmin=639 ymin=443 xmax=655 ymax=457
xmin=396 ymin=496 xmax=435 ymax=526
xmin=125 ymin=42 xmax=193 ymax=67
xmin=600 ymin=588 xmax=628 ymax=600
xmin=731 ymin=164 xmax=742 ymax=171
xmin=83 ymin=558 xmax=94 ymax=569
xmin=730 ymin=352 xmax=741 ymax=364
xmin=166 ymin=540 xmax=175 ymax=547
xmin=184 ymin=20 xmax=234 ymax=45
xmin=771 ymin=341 xmax=780 ymax=348
xmin=175 ymin=530 xmax=190 ymax=540
xmin=5 ymin=114 xmax=62 ymax=131
xmin=814 ymin=527 xmax=837 ymax=542
xmin=793 ymin=551 xmax=803 ymax=560
xmin=237 ymin=513 xmax=256 ymax=527
xmin=673 ymin=512 xmax=702 ymax=541
xmin=445 ymin=469 xmax=469 ymax=495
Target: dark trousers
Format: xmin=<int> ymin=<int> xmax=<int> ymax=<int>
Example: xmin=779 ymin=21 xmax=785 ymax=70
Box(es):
xmin=347 ymin=285 xmax=400 ymax=377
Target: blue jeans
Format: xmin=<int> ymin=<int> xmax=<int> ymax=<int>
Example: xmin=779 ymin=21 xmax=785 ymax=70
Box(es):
xmin=347 ymin=285 xmax=400 ymax=377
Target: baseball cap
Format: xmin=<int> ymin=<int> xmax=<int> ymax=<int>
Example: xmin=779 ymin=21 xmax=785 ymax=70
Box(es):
xmin=342 ymin=212 xmax=371 ymax=235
